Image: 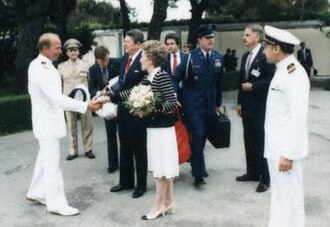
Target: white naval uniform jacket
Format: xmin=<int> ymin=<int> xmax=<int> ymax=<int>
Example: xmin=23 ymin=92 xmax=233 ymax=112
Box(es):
xmin=28 ymin=54 xmax=88 ymax=139
xmin=264 ymin=54 xmax=310 ymax=160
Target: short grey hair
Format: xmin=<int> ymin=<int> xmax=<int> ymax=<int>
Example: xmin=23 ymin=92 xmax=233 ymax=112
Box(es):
xmin=246 ymin=24 xmax=264 ymax=42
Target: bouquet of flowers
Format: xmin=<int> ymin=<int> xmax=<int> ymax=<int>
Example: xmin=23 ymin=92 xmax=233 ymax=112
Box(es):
xmin=125 ymin=84 xmax=158 ymax=116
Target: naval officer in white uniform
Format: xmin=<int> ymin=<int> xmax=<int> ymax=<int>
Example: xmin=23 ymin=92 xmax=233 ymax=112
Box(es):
xmin=263 ymin=25 xmax=310 ymax=227
xmin=26 ymin=33 xmax=103 ymax=216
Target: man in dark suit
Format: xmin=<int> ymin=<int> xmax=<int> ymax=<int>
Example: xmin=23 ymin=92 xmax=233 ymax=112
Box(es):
xmin=297 ymin=42 xmax=313 ymax=77
xmin=89 ymin=46 xmax=120 ymax=173
xmin=174 ymin=24 xmax=224 ymax=187
xmin=236 ymin=24 xmax=275 ymax=192
xmin=163 ymin=33 xmax=185 ymax=103
xmin=110 ymin=29 xmax=148 ymax=198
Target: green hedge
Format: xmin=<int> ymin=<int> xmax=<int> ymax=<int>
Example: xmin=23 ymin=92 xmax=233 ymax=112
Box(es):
xmin=223 ymin=71 xmax=240 ymax=91
xmin=0 ymin=71 xmax=240 ymax=136
xmin=0 ymin=95 xmax=32 ymax=136
xmin=324 ymin=79 xmax=330 ymax=91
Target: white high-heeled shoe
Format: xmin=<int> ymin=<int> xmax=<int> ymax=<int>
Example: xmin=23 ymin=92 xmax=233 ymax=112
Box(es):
xmin=141 ymin=208 xmax=165 ymax=220
xmin=164 ymin=204 xmax=175 ymax=214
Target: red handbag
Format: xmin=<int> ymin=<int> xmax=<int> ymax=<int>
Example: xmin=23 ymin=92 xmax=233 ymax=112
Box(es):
xmin=174 ymin=108 xmax=191 ymax=164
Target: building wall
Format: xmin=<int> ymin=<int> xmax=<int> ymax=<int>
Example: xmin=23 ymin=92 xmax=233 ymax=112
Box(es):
xmin=85 ymin=26 xmax=330 ymax=76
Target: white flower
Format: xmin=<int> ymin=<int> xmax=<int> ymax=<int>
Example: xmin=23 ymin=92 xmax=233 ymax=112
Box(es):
xmin=125 ymin=84 xmax=158 ymax=114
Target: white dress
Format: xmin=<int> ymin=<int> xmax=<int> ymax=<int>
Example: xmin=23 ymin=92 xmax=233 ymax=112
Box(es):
xmin=146 ymin=67 xmax=179 ymax=179
xmin=147 ymin=127 xmax=179 ymax=178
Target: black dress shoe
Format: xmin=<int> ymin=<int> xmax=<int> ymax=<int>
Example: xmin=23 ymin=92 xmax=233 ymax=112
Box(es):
xmin=107 ymin=166 xmax=118 ymax=173
xmin=236 ymin=174 xmax=259 ymax=182
xmin=85 ymin=150 xmax=95 ymax=159
xmin=110 ymin=184 xmax=130 ymax=192
xmin=132 ymin=189 xmax=145 ymax=198
xmin=66 ymin=154 xmax=78 ymax=161
xmin=194 ymin=177 xmax=206 ymax=187
xmin=256 ymin=182 xmax=269 ymax=193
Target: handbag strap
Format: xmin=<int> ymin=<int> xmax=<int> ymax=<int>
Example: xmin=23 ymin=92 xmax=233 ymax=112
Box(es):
xmin=173 ymin=107 xmax=183 ymax=121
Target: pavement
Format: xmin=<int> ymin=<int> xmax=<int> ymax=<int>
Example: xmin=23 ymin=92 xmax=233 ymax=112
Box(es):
xmin=1 ymin=88 xmax=330 ymax=227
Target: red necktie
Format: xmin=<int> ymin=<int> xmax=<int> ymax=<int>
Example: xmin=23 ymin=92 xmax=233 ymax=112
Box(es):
xmin=124 ymin=57 xmax=132 ymax=76
xmin=172 ymin=54 xmax=177 ymax=75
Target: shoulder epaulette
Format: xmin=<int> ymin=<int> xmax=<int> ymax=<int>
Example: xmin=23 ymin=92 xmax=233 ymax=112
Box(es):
xmin=287 ymin=63 xmax=296 ymax=74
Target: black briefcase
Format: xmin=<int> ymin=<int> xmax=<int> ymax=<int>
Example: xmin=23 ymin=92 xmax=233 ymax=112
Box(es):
xmin=207 ymin=108 xmax=231 ymax=148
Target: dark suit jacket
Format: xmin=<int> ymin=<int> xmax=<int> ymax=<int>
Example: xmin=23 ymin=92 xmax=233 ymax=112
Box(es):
xmin=88 ymin=58 xmax=120 ymax=97
xmin=237 ymin=47 xmax=275 ymax=118
xmin=163 ymin=52 xmax=185 ymax=76
xmin=297 ymin=48 xmax=313 ymax=67
xmin=116 ymin=52 xmax=147 ymax=128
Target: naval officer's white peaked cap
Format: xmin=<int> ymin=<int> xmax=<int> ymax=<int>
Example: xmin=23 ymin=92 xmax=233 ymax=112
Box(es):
xmin=263 ymin=25 xmax=300 ymax=46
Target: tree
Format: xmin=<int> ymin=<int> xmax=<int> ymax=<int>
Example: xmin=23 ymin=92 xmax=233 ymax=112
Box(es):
xmin=0 ymin=0 xmax=16 ymax=89
xmin=205 ymin=0 xmax=329 ymax=22
xmin=187 ymin=0 xmax=211 ymax=49
xmin=119 ymin=0 xmax=131 ymax=36
xmin=48 ymin=0 xmax=76 ymax=39
xmin=147 ymin=0 xmax=169 ymax=40
xmin=14 ymin=0 xmax=50 ymax=94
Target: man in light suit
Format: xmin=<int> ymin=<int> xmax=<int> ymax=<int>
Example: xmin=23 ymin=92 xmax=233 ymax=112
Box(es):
xmin=236 ymin=24 xmax=275 ymax=193
xmin=263 ymin=25 xmax=309 ymax=227
xmin=26 ymin=33 xmax=102 ymax=216
xmin=89 ymin=46 xmax=120 ymax=173
xmin=58 ymin=38 xmax=94 ymax=161
xmin=297 ymin=42 xmax=313 ymax=77
xmin=110 ymin=29 xmax=148 ymax=198
xmin=163 ymin=33 xmax=185 ymax=103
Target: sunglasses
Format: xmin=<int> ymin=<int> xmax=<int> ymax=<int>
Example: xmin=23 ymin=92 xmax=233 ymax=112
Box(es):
xmin=67 ymin=48 xmax=79 ymax=52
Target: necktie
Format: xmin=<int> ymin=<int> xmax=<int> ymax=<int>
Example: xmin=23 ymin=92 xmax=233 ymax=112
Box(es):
xmin=124 ymin=57 xmax=132 ymax=76
xmin=172 ymin=53 xmax=177 ymax=75
xmin=245 ymin=51 xmax=252 ymax=80
xmin=102 ymin=68 xmax=108 ymax=84
xmin=303 ymin=49 xmax=306 ymax=60
xmin=206 ymin=52 xmax=210 ymax=65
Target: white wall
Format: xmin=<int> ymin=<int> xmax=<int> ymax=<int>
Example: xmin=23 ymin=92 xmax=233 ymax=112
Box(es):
xmin=91 ymin=26 xmax=330 ymax=76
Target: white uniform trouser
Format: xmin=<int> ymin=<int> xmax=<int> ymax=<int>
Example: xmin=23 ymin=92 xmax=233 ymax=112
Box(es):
xmin=27 ymin=139 xmax=68 ymax=210
xmin=268 ymin=159 xmax=305 ymax=227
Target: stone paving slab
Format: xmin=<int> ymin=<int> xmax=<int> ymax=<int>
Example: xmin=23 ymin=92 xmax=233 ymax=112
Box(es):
xmin=1 ymin=89 xmax=330 ymax=227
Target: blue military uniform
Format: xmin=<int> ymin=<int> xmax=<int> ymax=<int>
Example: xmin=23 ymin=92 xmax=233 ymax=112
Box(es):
xmin=174 ymin=24 xmax=223 ymax=184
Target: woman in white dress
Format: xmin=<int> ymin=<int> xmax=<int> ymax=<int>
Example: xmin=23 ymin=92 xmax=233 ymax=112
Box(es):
xmin=111 ymin=40 xmax=179 ymax=220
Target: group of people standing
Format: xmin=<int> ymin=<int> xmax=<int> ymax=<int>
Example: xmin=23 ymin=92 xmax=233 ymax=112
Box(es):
xmin=26 ymin=22 xmax=309 ymax=227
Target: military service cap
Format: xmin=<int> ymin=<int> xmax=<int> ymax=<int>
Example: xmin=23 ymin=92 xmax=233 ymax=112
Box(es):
xmin=63 ymin=38 xmax=82 ymax=49
xmin=198 ymin=24 xmax=216 ymax=38
xmin=263 ymin=25 xmax=300 ymax=46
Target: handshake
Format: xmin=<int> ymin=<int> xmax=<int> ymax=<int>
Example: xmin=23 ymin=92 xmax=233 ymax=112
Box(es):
xmin=87 ymin=96 xmax=109 ymax=112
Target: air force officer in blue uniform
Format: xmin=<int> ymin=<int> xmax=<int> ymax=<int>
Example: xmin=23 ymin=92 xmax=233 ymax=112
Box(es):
xmin=173 ymin=25 xmax=223 ymax=186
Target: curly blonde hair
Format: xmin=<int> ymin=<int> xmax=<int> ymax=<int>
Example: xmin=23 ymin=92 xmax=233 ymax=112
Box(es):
xmin=141 ymin=40 xmax=167 ymax=67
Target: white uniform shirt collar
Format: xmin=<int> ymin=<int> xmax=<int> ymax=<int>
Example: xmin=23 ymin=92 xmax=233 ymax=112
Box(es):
xmin=201 ymin=49 xmax=212 ymax=58
xmin=276 ymin=54 xmax=295 ymax=71
xmin=148 ymin=67 xmax=161 ymax=82
xmin=38 ymin=54 xmax=53 ymax=65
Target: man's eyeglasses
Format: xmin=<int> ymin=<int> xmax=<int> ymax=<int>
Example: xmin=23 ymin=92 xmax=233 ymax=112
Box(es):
xmin=67 ymin=48 xmax=79 ymax=52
